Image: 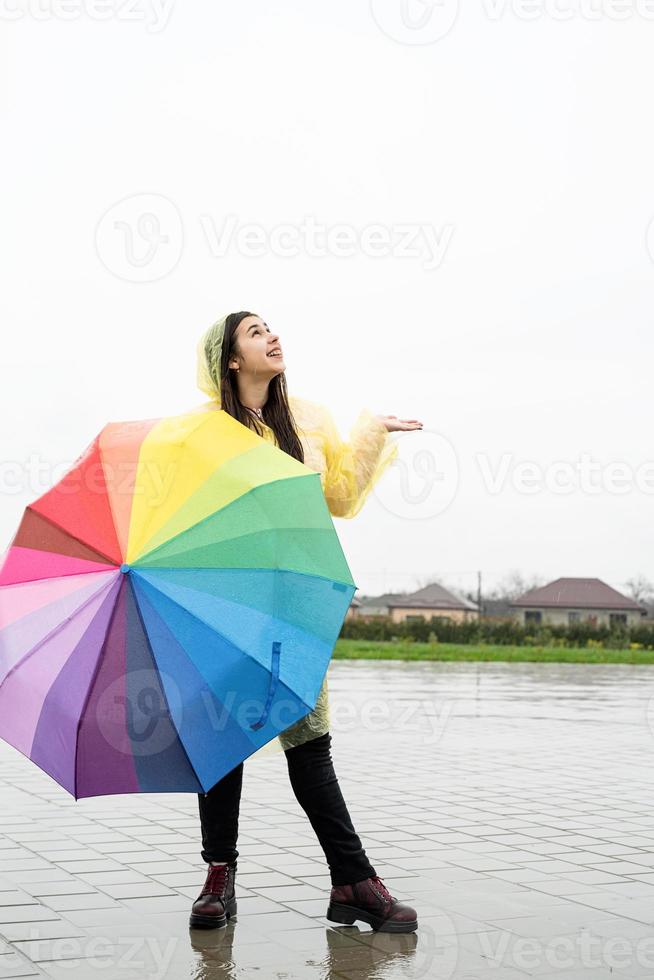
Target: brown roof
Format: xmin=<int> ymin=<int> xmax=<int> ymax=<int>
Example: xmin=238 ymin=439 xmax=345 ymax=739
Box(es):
xmin=511 ymin=577 xmax=646 ymax=612
xmin=358 ymin=592 xmax=409 ymax=606
xmin=387 ymin=582 xmax=478 ymax=612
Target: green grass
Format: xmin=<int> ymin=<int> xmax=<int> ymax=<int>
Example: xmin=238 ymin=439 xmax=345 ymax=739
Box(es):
xmin=333 ymin=639 xmax=654 ymax=665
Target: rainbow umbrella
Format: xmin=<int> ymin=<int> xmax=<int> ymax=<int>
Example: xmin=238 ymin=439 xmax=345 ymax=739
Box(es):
xmin=0 ymin=408 xmax=355 ymax=799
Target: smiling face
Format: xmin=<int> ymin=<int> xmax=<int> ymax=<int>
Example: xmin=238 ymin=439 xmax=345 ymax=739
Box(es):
xmin=228 ymin=314 xmax=286 ymax=380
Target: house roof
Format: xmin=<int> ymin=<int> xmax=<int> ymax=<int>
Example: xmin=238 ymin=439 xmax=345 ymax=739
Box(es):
xmin=358 ymin=592 xmax=408 ymax=606
xmin=360 ymin=582 xmax=478 ymax=612
xmin=511 ymin=577 xmax=646 ymax=612
xmin=482 ymin=598 xmax=514 ymax=617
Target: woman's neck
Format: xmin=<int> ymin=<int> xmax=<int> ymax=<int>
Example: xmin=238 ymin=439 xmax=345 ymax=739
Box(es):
xmin=237 ymin=376 xmax=270 ymax=412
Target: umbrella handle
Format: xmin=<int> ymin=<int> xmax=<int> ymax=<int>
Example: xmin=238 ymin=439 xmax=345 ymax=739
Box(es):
xmin=250 ymin=641 xmax=281 ymax=731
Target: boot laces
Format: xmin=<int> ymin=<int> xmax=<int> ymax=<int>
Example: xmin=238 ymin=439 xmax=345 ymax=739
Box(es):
xmin=369 ymin=875 xmax=393 ymax=903
xmin=202 ymin=864 xmax=229 ymax=896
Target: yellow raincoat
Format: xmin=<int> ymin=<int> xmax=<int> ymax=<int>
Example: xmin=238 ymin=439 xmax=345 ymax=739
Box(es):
xmin=194 ymin=310 xmax=398 ymax=751
xmin=276 ymin=394 xmax=398 ymax=749
xmin=189 ymin=394 xmax=398 ymax=752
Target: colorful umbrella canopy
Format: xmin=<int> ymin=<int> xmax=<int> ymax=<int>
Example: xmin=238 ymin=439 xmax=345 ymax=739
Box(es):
xmin=0 ymin=408 xmax=356 ymax=799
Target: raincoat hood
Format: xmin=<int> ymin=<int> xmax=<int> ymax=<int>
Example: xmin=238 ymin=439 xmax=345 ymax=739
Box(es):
xmin=196 ymin=313 xmax=230 ymax=404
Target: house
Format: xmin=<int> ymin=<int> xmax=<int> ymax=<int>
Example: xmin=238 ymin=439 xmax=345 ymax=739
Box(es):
xmin=510 ymin=577 xmax=647 ymax=628
xmin=344 ymin=594 xmax=362 ymax=621
xmin=345 ymin=590 xmax=407 ymax=622
xmin=481 ymin=597 xmax=515 ymax=619
xmin=353 ymin=582 xmax=479 ymax=624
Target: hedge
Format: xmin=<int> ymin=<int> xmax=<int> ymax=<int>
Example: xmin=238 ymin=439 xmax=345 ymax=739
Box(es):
xmin=339 ymin=615 xmax=654 ymax=650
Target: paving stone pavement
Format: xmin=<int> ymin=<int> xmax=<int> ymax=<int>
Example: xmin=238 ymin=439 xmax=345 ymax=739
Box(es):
xmin=2 ymin=659 xmax=654 ymax=978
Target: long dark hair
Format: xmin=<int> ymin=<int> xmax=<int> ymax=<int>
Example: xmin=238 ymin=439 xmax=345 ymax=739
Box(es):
xmin=217 ymin=311 xmax=305 ymax=464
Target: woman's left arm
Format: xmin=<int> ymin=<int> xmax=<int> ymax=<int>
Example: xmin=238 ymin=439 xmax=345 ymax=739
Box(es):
xmin=320 ymin=406 xmax=422 ymax=519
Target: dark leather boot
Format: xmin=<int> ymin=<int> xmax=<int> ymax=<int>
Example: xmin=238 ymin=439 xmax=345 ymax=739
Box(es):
xmin=327 ymin=875 xmax=418 ymax=933
xmin=189 ymin=860 xmax=237 ymax=929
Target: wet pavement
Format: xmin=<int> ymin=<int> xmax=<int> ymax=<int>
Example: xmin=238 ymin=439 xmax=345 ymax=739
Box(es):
xmin=3 ymin=659 xmax=654 ymax=978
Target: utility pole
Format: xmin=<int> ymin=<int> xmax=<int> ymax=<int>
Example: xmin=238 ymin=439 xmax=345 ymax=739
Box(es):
xmin=477 ymin=570 xmax=483 ymax=620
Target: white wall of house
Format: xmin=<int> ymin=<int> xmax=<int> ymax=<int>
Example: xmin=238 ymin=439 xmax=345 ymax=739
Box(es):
xmin=388 ymin=607 xmax=479 ymax=624
xmin=356 ymin=605 xmax=390 ymax=617
xmin=350 ymin=606 xmax=478 ymax=623
xmin=514 ymin=608 xmax=641 ymax=628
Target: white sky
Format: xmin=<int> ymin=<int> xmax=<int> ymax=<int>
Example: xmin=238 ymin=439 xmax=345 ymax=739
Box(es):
xmin=2 ymin=0 xmax=653 ymax=601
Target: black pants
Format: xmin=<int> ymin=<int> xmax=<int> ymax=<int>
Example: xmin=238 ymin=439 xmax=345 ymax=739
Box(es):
xmin=197 ymin=731 xmax=377 ymax=887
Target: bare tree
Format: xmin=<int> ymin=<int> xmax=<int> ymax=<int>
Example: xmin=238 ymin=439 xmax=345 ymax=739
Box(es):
xmin=414 ymin=573 xmax=452 ymax=592
xmin=624 ymin=574 xmax=654 ymax=604
xmin=488 ymin=569 xmax=545 ymax=602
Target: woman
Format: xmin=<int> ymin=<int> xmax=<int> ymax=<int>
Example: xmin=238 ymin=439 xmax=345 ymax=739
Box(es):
xmin=190 ymin=311 xmax=423 ymax=934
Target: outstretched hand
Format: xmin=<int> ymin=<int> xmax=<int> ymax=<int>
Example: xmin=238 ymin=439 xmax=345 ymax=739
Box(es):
xmin=376 ymin=415 xmax=423 ymax=433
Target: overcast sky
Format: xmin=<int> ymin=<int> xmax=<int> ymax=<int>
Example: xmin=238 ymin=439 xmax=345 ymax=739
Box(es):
xmin=2 ymin=0 xmax=653 ymax=600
